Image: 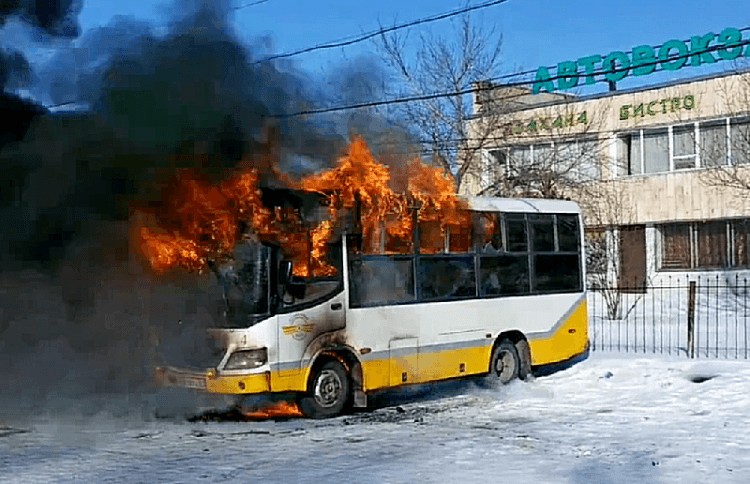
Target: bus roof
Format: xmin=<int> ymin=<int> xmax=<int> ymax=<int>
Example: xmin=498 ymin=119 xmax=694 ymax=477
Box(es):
xmin=464 ymin=197 xmax=581 ymax=214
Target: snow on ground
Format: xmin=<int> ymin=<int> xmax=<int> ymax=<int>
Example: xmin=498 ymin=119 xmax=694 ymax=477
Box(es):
xmin=2 ymin=352 xmax=750 ymax=483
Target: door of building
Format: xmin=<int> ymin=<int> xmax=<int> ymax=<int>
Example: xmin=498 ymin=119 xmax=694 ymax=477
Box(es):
xmin=619 ymin=225 xmax=647 ymax=292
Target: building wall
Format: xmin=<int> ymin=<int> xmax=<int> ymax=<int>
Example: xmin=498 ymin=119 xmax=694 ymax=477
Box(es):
xmin=468 ymin=69 xmax=750 ymax=282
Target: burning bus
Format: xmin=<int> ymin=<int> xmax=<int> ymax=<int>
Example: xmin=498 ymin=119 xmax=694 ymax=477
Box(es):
xmin=146 ymin=138 xmax=589 ymax=418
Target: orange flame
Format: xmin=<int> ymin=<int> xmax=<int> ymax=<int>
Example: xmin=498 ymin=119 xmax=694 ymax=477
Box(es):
xmin=135 ymin=136 xmax=469 ymax=275
xmin=140 ymin=227 xmax=208 ymax=273
xmin=241 ymin=401 xmax=303 ymax=419
xmin=137 ymin=168 xmax=273 ymax=273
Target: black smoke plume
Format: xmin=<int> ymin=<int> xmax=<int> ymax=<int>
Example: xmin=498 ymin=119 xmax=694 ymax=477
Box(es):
xmin=0 ymin=1 xmax=420 ymax=418
xmin=0 ymin=1 xmax=346 ymax=414
xmin=1 ymin=0 xmax=81 ymax=148
xmin=0 ymin=0 xmax=82 ymax=37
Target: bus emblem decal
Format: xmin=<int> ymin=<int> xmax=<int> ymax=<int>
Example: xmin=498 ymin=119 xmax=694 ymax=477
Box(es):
xmin=283 ymin=315 xmax=313 ymax=340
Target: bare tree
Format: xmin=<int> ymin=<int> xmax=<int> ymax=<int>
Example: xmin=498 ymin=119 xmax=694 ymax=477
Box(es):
xmin=473 ymin=97 xmax=611 ymax=200
xmin=582 ymin=180 xmax=638 ymax=319
xmin=699 ymin=64 xmax=750 ymax=194
xmin=375 ymin=13 xmax=503 ymax=192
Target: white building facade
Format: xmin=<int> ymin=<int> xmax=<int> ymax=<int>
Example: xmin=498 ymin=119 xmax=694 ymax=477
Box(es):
xmin=467 ymin=68 xmax=750 ymax=288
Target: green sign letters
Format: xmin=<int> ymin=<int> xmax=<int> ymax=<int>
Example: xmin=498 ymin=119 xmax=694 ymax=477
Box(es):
xmin=533 ymin=27 xmax=747 ymax=95
xmin=619 ymin=95 xmax=695 ymax=121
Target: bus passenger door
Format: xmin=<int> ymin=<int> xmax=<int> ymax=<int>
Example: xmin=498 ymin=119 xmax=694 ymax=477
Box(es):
xmin=389 ymin=337 xmax=419 ymax=386
xmin=274 ymin=288 xmax=346 ymax=390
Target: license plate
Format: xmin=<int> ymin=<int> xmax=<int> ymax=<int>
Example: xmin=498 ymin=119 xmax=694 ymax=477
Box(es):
xmin=179 ymin=374 xmax=207 ymax=390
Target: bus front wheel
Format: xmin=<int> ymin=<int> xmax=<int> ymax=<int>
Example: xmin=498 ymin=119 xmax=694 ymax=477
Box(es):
xmin=488 ymin=340 xmax=520 ymax=385
xmin=300 ymin=360 xmax=351 ymax=418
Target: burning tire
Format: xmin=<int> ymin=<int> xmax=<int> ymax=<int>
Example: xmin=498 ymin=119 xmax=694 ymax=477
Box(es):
xmin=487 ymin=340 xmax=520 ymax=386
xmin=299 ymin=360 xmax=351 ymax=418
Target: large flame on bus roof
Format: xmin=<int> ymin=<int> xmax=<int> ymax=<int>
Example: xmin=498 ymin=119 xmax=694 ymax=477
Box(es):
xmin=136 ymin=137 xmax=467 ymax=276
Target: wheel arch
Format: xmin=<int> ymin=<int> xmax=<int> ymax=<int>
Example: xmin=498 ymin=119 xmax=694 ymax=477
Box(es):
xmin=305 ymin=346 xmax=366 ymax=408
xmin=493 ymin=330 xmax=532 ymax=380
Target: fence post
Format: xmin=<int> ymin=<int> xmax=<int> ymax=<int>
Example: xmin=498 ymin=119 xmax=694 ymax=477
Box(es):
xmin=687 ymin=281 xmax=696 ymax=359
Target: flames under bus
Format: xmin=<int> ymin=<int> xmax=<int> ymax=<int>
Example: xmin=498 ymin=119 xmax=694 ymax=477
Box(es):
xmin=156 ymin=196 xmax=589 ymax=418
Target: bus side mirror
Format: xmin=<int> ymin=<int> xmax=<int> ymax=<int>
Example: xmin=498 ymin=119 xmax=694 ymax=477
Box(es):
xmin=279 ymin=260 xmax=293 ymax=288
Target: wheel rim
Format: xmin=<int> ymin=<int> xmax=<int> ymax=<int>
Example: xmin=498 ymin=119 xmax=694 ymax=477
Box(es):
xmin=494 ymin=349 xmax=516 ymax=383
xmin=313 ymin=369 xmax=343 ymax=408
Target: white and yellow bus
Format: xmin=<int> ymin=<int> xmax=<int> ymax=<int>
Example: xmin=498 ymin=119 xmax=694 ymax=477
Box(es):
xmin=157 ymin=196 xmax=589 ymax=418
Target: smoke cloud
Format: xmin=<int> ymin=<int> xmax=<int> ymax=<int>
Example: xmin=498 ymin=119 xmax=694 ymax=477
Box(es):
xmin=0 ymin=0 xmax=82 ymax=37
xmin=0 ymin=0 xmax=326 ymax=412
xmin=0 ymin=0 xmax=420 ymax=418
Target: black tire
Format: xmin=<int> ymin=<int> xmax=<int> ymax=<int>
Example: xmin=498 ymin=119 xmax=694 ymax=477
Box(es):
xmin=487 ymin=340 xmax=520 ymax=386
xmin=299 ymin=360 xmax=351 ymax=419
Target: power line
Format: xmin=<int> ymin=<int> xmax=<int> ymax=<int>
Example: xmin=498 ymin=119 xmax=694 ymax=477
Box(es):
xmin=234 ymin=0 xmax=270 ymax=10
xmin=251 ymin=0 xmax=509 ymax=65
xmin=268 ymin=32 xmax=750 ymax=119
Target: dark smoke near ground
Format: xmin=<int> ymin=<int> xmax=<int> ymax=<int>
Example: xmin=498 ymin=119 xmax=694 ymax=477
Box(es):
xmin=0 ymin=1 xmax=420 ymax=419
xmin=0 ymin=0 xmax=344 ymax=416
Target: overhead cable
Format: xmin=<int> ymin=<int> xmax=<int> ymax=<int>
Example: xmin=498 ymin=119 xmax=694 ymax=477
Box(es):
xmin=251 ymin=0 xmax=510 ymax=64
xmin=267 ymin=33 xmax=750 ymax=118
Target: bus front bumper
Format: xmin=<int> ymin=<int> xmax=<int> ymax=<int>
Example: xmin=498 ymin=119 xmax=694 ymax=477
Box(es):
xmin=154 ymin=366 xmax=271 ymax=395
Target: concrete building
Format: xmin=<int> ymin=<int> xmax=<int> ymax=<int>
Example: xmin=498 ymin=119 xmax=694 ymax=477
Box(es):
xmin=466 ymin=68 xmax=750 ymax=288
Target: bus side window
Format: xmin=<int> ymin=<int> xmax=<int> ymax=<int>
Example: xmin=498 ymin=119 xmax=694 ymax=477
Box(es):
xmin=529 ymin=215 xmax=555 ymax=252
xmin=506 ymin=215 xmax=527 ymax=252
xmin=531 ymin=214 xmax=582 ymax=293
xmin=349 ymin=256 xmax=416 ymax=308
xmin=534 ymin=254 xmax=581 ymax=291
xmin=480 ymin=213 xmax=502 ymax=253
xmin=557 ymin=215 xmax=580 ymax=252
xmin=479 ymin=254 xmax=530 ymax=296
xmin=418 ymin=256 xmax=476 ymax=301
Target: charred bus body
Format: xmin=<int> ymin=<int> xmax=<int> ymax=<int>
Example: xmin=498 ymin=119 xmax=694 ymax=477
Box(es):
xmin=156 ymin=195 xmax=589 ymax=418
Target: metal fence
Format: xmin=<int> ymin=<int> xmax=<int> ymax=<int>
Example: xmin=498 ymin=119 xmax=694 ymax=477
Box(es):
xmin=588 ymin=275 xmax=750 ymax=359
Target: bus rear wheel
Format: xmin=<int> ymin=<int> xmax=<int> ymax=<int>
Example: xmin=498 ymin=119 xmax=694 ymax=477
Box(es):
xmin=488 ymin=340 xmax=520 ymax=386
xmin=299 ymin=360 xmax=351 ymax=419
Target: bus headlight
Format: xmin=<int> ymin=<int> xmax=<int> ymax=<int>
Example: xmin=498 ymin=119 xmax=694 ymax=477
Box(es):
xmin=224 ymin=348 xmax=268 ymax=370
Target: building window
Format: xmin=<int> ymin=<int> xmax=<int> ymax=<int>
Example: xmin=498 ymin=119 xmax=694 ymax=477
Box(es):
xmin=730 ymin=118 xmax=750 ymax=165
xmin=618 ymin=135 xmax=639 ymax=175
xmin=558 ymin=139 xmax=602 ymax=180
xmin=660 ymin=223 xmax=691 ymax=270
xmin=673 ymin=125 xmax=697 ymax=170
xmin=696 ymin=221 xmax=728 ymax=268
xmin=734 ymin=220 xmax=750 ymax=267
xmin=643 ymin=128 xmax=670 ymax=173
xmin=620 ymin=117 xmax=750 ymax=176
xmin=509 ymin=145 xmax=532 ymax=174
xmin=659 ymin=219 xmax=748 ymax=270
xmin=700 ymin=120 xmax=728 ymax=167
xmin=493 ymin=139 xmax=601 ymax=182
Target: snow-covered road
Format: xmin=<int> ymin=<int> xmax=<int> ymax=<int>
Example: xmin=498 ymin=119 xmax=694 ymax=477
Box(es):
xmin=2 ymin=353 xmax=750 ymax=483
